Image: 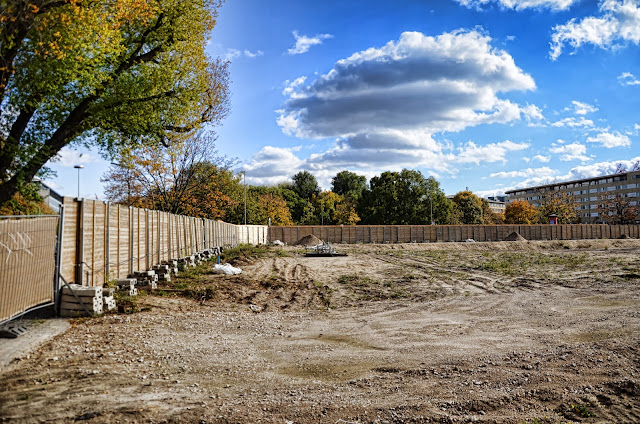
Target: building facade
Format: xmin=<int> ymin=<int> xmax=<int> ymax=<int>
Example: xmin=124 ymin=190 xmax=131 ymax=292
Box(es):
xmin=485 ymin=196 xmax=506 ymax=214
xmin=505 ymin=170 xmax=640 ymax=223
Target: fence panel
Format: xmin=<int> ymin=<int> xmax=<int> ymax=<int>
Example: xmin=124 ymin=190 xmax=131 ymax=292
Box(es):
xmin=0 ymin=216 xmax=58 ymax=323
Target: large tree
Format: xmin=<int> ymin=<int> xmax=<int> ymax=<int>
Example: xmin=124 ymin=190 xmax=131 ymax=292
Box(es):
xmin=537 ymin=190 xmax=580 ymax=224
xmin=291 ymin=170 xmax=320 ymax=200
xmin=596 ymin=193 xmax=640 ymax=224
xmin=451 ymin=191 xmax=483 ymax=224
xmin=359 ymin=169 xmax=450 ymax=225
xmin=504 ymin=200 xmax=538 ymax=224
xmin=331 ymin=170 xmax=367 ymax=201
xmin=101 ymin=132 xmax=240 ymax=219
xmin=0 ymin=0 xmax=228 ymax=207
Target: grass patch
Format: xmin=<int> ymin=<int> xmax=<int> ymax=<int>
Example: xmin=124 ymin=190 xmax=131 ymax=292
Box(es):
xmin=222 ymin=243 xmax=289 ymax=264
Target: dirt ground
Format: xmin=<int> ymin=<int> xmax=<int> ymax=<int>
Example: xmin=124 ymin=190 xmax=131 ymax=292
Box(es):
xmin=1 ymin=239 xmax=639 ymax=423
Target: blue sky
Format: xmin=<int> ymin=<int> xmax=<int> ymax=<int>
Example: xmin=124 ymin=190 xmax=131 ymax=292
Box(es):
xmin=46 ymin=0 xmax=640 ymax=199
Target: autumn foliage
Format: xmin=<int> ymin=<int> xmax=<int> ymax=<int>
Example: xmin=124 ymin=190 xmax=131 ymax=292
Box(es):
xmin=504 ymin=200 xmax=538 ymax=224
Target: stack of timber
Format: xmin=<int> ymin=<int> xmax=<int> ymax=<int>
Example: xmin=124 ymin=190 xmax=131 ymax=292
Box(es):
xmin=60 ymin=285 xmax=103 ymax=317
xmin=132 ymin=270 xmax=158 ymax=289
xmin=153 ymin=264 xmax=171 ymax=282
xmin=116 ymin=278 xmax=138 ymax=296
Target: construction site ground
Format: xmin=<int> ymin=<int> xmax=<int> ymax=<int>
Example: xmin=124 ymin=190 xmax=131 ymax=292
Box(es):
xmin=1 ymin=239 xmax=639 ymax=423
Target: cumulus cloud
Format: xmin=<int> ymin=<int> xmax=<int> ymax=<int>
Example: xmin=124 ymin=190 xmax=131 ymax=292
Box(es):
xmin=586 ymin=131 xmax=631 ymax=147
xmin=550 ymin=0 xmax=640 ymax=60
xmin=549 ymin=142 xmax=590 ymax=161
xmin=53 ymin=147 xmax=99 ymax=167
xmin=560 ymin=156 xmax=640 ymax=179
xmin=456 ymin=0 xmax=577 ymax=11
xmin=224 ymin=48 xmax=264 ymax=60
xmin=490 ymin=166 xmax=556 ymax=178
xmin=287 ymin=31 xmax=333 ymax=55
xmin=270 ymin=30 xmax=541 ymax=185
xmin=551 ymin=116 xmax=594 ymax=127
xmin=618 ymin=71 xmax=640 ymax=85
xmin=451 ymin=140 xmax=529 ymax=164
xmin=532 ymin=154 xmax=551 ymax=162
xmin=484 ymin=156 xmax=640 ymax=195
xmin=240 ymin=146 xmax=304 ymax=186
xmin=279 ymin=30 xmax=535 ymax=140
xmin=570 ymin=100 xmax=598 ymax=115
xmin=521 ymin=104 xmax=546 ymax=126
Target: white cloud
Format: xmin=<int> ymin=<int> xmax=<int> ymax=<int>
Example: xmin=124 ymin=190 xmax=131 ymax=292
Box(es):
xmin=270 ymin=30 xmax=540 ymax=184
xmin=456 ymin=0 xmax=577 ymax=11
xmin=521 ymin=104 xmax=546 ymax=126
xmin=287 ymin=31 xmax=333 ymax=55
xmin=570 ymin=100 xmax=598 ymax=115
xmin=451 ymin=140 xmax=529 ymax=164
xmin=551 ymin=116 xmax=594 ymax=127
xmin=282 ymin=76 xmax=307 ymax=98
xmin=532 ymin=154 xmax=551 ymax=162
xmin=224 ymin=48 xmax=263 ymax=60
xmin=618 ymin=71 xmax=640 ymax=85
xmin=485 ymin=156 xmax=640 ymax=195
xmin=550 ymin=0 xmax=640 ymax=60
xmin=490 ymin=166 xmax=556 ymax=178
xmin=241 ymin=146 xmax=304 ymax=185
xmin=279 ymin=30 xmax=535 ymax=140
xmin=559 ymin=156 xmax=640 ymax=180
xmin=586 ymin=130 xmax=631 ymax=148
xmin=549 ymin=142 xmax=590 ymax=162
xmin=53 ymin=147 xmax=99 ymax=167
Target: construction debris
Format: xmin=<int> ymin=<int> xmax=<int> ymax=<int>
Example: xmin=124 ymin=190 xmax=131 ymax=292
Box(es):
xmin=59 ymin=284 xmax=103 ymax=317
xmin=505 ymin=232 xmax=527 ymax=242
xmin=115 ymin=279 xmax=138 ymax=296
xmin=0 ymin=322 xmax=29 ymax=338
xmin=212 ymin=263 xmax=242 ymax=275
xmin=295 ymin=234 xmax=322 ymax=247
xmin=132 ymin=270 xmax=158 ymax=289
xmin=304 ymin=242 xmax=347 ymax=257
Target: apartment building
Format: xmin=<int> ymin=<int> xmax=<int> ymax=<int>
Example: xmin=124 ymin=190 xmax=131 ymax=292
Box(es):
xmin=485 ymin=196 xmax=506 ymax=214
xmin=505 ymin=170 xmax=640 ymax=223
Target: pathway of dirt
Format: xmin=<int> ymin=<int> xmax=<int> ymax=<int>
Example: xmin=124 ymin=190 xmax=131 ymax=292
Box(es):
xmin=0 ymin=240 xmax=639 ymax=423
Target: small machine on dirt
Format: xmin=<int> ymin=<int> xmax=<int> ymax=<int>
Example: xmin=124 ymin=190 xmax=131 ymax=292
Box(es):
xmin=304 ymin=241 xmax=347 ymax=257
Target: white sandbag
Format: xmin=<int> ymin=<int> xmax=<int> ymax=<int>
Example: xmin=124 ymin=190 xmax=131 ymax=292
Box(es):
xmin=212 ymin=263 xmax=242 ymax=275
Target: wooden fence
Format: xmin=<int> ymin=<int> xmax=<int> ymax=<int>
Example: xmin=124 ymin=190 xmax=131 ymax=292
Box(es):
xmin=60 ymin=197 xmax=268 ymax=287
xmin=268 ymin=224 xmax=640 ymax=245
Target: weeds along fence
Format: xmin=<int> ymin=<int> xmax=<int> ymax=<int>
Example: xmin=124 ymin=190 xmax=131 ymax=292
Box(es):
xmin=269 ymin=224 xmax=640 ymax=245
xmin=0 ymin=215 xmax=60 ymax=323
xmin=60 ymin=197 xmax=268 ymax=288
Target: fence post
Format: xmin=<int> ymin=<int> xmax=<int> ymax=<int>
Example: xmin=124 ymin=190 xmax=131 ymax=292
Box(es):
xmin=54 ymin=205 xmax=65 ymax=313
xmin=129 ymin=206 xmax=134 ymax=276
xmin=76 ymin=199 xmax=85 ymax=286
xmin=105 ymin=202 xmax=110 ymax=281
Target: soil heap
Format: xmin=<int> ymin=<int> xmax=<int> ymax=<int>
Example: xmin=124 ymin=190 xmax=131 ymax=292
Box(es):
xmin=504 ymin=231 xmax=527 ymax=241
xmin=295 ymin=234 xmax=323 ymax=247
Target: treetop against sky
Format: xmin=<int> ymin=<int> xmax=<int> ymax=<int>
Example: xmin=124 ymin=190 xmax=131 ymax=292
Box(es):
xmin=44 ymin=0 xmax=639 ymax=200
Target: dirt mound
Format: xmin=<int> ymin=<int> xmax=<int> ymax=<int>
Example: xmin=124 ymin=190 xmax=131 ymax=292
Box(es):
xmin=295 ymin=234 xmax=323 ymax=246
xmin=504 ymin=231 xmax=527 ymax=241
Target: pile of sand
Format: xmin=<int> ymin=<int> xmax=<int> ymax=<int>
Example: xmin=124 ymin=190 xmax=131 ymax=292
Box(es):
xmin=504 ymin=232 xmax=527 ymax=242
xmin=295 ymin=234 xmax=323 ymax=247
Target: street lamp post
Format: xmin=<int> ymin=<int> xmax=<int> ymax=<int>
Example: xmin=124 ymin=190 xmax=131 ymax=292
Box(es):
xmin=73 ymin=165 xmax=84 ymax=198
xmin=242 ymin=171 xmax=247 ymax=225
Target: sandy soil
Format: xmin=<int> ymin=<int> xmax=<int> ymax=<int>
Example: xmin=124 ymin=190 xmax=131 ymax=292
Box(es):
xmin=1 ymin=239 xmax=639 ymax=423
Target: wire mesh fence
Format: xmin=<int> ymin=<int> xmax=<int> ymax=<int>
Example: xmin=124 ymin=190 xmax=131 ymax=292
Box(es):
xmin=0 ymin=215 xmax=59 ymax=323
